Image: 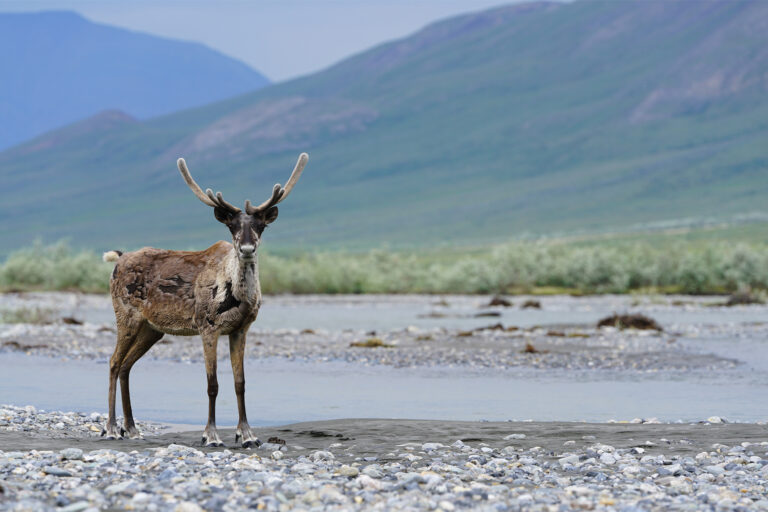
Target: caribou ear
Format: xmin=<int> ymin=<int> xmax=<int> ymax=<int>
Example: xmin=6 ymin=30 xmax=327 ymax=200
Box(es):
xmin=214 ymin=206 xmax=235 ymax=224
xmin=264 ymin=206 xmax=279 ymax=224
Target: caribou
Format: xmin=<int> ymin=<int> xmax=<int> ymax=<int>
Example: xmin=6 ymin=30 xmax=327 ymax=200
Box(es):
xmin=102 ymin=153 xmax=308 ymax=447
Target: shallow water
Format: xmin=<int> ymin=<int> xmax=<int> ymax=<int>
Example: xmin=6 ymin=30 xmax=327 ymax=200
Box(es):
xmin=2 ymin=293 xmax=768 ymax=425
xmin=1 ymin=353 xmax=766 ymax=426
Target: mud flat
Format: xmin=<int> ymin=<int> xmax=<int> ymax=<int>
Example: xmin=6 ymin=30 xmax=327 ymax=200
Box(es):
xmin=2 ymin=406 xmax=768 ymax=511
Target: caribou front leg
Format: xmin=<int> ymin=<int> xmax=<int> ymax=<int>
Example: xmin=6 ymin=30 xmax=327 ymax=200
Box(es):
xmin=230 ymin=329 xmax=260 ymax=448
xmin=201 ymin=331 xmax=224 ymax=447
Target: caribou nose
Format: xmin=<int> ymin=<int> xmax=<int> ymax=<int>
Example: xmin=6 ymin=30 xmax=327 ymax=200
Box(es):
xmin=240 ymin=244 xmax=256 ymax=257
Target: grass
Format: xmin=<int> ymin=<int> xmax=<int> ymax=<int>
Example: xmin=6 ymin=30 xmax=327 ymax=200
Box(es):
xmin=0 ymin=241 xmax=112 ymax=293
xmin=0 ymin=306 xmax=56 ymax=324
xmin=1 ymin=239 xmax=767 ymax=296
xmin=259 ymin=239 xmax=768 ymax=295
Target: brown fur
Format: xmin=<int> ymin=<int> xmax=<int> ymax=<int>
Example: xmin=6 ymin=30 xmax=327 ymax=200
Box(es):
xmin=104 ymin=153 xmax=307 ymax=447
xmin=106 ymin=241 xmax=264 ymax=446
xmin=111 ymin=241 xmax=259 ymax=336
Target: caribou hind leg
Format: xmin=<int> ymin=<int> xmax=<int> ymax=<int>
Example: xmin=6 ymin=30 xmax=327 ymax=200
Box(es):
xmin=229 ymin=330 xmax=260 ymax=448
xmin=201 ymin=331 xmax=224 ymax=447
xmin=105 ymin=319 xmax=140 ymax=439
xmin=119 ymin=324 xmax=164 ymax=438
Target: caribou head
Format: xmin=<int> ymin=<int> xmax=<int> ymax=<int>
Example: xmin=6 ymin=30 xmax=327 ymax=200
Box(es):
xmin=177 ymin=153 xmax=308 ymax=262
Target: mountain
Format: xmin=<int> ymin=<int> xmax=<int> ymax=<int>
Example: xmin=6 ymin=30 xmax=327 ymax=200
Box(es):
xmin=0 ymin=11 xmax=269 ymax=150
xmin=1 ymin=0 xmax=767 ymax=254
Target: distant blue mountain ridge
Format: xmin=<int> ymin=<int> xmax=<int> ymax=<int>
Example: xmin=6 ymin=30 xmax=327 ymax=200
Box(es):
xmin=0 ymin=10 xmax=269 ymax=150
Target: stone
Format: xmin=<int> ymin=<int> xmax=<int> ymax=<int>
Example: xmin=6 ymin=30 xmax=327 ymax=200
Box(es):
xmin=59 ymin=502 xmax=90 ymax=512
xmin=311 ymin=450 xmax=334 ymax=462
xmin=175 ymin=503 xmax=203 ymax=512
xmin=566 ymin=485 xmax=593 ymax=496
xmin=339 ymin=465 xmax=359 ymax=477
xmin=60 ymin=447 xmax=84 ymax=460
xmin=104 ymin=480 xmax=136 ymax=495
xmin=362 ymin=464 xmax=384 ymax=478
xmin=704 ymin=465 xmax=725 ymax=476
xmin=356 ymin=474 xmax=381 ymax=491
xmin=43 ymin=466 xmax=72 ymax=477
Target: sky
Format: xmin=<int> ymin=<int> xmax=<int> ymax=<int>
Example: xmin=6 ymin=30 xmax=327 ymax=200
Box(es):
xmin=0 ymin=0 xmax=521 ymax=82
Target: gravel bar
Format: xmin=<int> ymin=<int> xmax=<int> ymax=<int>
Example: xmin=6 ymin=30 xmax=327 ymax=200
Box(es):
xmin=2 ymin=409 xmax=768 ymax=511
xmin=0 ymin=321 xmax=743 ymax=373
xmin=0 ymin=292 xmax=758 ymax=372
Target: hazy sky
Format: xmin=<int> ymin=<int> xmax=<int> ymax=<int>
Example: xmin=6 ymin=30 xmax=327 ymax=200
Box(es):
xmin=0 ymin=0 xmax=522 ymax=82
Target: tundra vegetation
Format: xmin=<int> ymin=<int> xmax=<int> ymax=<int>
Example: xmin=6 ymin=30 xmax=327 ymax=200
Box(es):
xmin=1 ymin=239 xmax=767 ymax=296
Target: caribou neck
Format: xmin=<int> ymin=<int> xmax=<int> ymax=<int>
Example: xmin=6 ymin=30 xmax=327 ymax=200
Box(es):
xmin=225 ymin=249 xmax=261 ymax=307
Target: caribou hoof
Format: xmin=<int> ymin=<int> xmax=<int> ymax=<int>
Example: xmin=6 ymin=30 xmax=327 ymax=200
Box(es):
xmin=124 ymin=426 xmax=143 ymax=439
xmin=242 ymin=438 xmax=262 ymax=449
xmin=201 ymin=429 xmax=224 ymax=447
xmin=236 ymin=425 xmax=261 ymax=449
xmin=102 ymin=423 xmax=125 ymax=440
xmin=201 ymin=437 xmax=224 ymax=448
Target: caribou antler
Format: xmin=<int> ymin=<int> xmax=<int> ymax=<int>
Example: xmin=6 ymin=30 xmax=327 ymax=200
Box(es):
xmin=245 ymin=153 xmax=308 ymax=214
xmin=177 ymin=158 xmax=241 ymax=213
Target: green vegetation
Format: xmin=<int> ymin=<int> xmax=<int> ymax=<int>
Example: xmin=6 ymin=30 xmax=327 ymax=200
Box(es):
xmin=0 ymin=241 xmax=112 ymax=293
xmin=2 ymin=240 xmax=767 ymax=296
xmin=260 ymin=240 xmax=768 ymax=295
xmin=0 ymin=306 xmax=56 ymax=325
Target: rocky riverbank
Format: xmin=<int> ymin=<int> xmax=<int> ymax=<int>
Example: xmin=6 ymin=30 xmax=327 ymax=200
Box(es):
xmin=2 ymin=408 xmax=768 ymax=511
xmin=0 ymin=405 xmax=168 ymax=440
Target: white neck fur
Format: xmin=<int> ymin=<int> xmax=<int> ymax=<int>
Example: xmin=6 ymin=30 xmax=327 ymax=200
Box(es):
xmin=225 ymin=250 xmax=261 ymax=307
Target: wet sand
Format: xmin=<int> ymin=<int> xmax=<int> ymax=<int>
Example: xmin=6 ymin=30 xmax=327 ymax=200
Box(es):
xmin=4 ymin=418 xmax=767 ymax=461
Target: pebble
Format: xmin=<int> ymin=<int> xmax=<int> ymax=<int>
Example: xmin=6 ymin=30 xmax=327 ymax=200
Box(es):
xmin=59 ymin=503 xmax=90 ymax=512
xmin=311 ymin=450 xmax=334 ymax=462
xmin=2 ymin=422 xmax=767 ymax=511
xmin=704 ymin=464 xmax=725 ymax=476
xmin=60 ymin=447 xmax=83 ymax=460
xmin=43 ymin=466 xmax=72 ymax=477
xmin=0 ymin=404 xmax=166 ymax=438
xmin=338 ymin=465 xmax=359 ymax=477
xmin=362 ymin=464 xmax=384 ymax=479
xmin=0 ymin=292 xmax=746 ymax=372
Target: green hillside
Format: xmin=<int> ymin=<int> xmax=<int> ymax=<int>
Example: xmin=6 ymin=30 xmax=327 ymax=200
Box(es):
xmin=1 ymin=0 xmax=767 ymax=254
